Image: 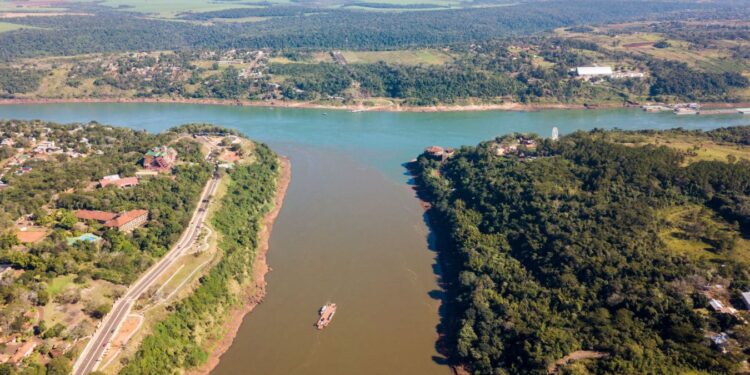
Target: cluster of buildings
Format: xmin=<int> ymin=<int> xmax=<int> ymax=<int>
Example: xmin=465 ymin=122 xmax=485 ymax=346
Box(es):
xmin=702 ymin=285 xmax=750 ymax=353
xmin=491 ymin=136 xmax=537 ymax=157
xmin=100 ymin=53 xmax=186 ymax=81
xmin=143 ymin=146 xmax=177 ymax=172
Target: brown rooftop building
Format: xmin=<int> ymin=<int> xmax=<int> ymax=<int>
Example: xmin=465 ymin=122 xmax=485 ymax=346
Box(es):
xmin=99 ymin=175 xmax=139 ymax=188
xmin=75 ymin=209 xmax=149 ymax=233
xmin=104 ymin=209 xmax=148 ymax=232
xmin=143 ymin=146 xmax=177 ymax=172
xmin=9 ymin=340 xmax=36 ymax=364
xmin=75 ymin=210 xmax=118 ymax=222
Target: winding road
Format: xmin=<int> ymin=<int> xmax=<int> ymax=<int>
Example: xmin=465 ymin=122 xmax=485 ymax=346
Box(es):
xmin=73 ymin=164 xmax=221 ymax=375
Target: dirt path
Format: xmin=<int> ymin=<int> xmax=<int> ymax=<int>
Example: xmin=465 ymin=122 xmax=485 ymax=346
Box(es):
xmin=188 ymin=156 xmax=291 ymax=375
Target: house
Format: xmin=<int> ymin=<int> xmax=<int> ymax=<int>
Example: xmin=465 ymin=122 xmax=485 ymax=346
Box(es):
xmin=75 ymin=209 xmax=149 ymax=233
xmin=709 ymin=332 xmax=730 ymax=352
xmin=99 ymin=174 xmax=139 ymax=188
xmin=424 ymin=146 xmax=455 ymax=162
xmin=1 ymin=138 xmax=14 ymax=147
xmin=104 ymin=210 xmax=148 ymax=232
xmin=576 ymin=66 xmax=613 ymax=78
xmin=741 ymin=292 xmax=750 ymax=309
xmin=709 ymin=299 xmax=725 ymax=312
xmin=75 ymin=210 xmax=118 ymax=223
xmin=33 ymin=140 xmax=59 ymax=154
xmin=492 ymin=143 xmax=518 ymax=156
xmin=612 ymin=71 xmax=645 ymax=79
xmin=143 ymin=146 xmax=177 ymax=171
xmin=9 ymin=340 xmax=36 ymax=364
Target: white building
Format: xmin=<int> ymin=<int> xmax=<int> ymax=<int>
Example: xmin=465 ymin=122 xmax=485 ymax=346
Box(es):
xmin=742 ymin=292 xmax=750 ymax=309
xmin=576 ymin=66 xmax=613 ymax=77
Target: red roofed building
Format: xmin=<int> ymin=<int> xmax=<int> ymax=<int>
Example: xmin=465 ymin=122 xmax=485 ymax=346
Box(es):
xmin=76 ymin=209 xmax=148 ymax=232
xmin=9 ymin=340 xmax=36 ymax=364
xmin=143 ymin=146 xmax=177 ymax=172
xmin=75 ymin=210 xmax=118 ymax=222
xmin=105 ymin=210 xmax=148 ymax=232
xmin=99 ymin=175 xmax=139 ymax=188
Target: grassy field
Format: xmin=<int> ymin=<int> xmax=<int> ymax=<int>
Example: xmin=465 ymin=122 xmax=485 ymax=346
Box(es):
xmin=0 ymin=0 xmax=475 ymax=17
xmin=555 ymin=23 xmax=749 ymax=74
xmin=607 ymin=131 xmax=750 ymax=165
xmin=658 ymin=204 xmax=750 ymax=267
xmin=340 ymin=49 xmax=454 ymax=65
xmin=270 ymin=49 xmax=454 ymax=65
xmin=0 ymin=21 xmax=23 ymax=32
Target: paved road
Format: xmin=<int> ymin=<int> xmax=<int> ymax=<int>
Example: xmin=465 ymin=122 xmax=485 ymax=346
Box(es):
xmin=73 ymin=167 xmax=221 ymax=375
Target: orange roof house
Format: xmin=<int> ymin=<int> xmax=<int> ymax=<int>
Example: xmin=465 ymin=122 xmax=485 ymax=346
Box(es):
xmin=143 ymin=146 xmax=177 ymax=172
xmin=75 ymin=210 xmax=118 ymax=222
xmin=99 ymin=175 xmax=139 ymax=188
xmin=9 ymin=340 xmax=36 ymax=364
xmin=105 ymin=210 xmax=148 ymax=233
xmin=76 ymin=209 xmax=148 ymax=233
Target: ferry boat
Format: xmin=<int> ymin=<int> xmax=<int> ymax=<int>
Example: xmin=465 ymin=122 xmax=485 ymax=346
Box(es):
xmin=316 ymin=303 xmax=337 ymax=330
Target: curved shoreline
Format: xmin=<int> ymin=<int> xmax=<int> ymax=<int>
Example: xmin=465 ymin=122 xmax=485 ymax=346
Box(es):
xmin=188 ymin=156 xmax=291 ymax=375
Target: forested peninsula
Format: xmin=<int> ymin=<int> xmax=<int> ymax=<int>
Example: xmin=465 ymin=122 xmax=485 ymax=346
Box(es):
xmin=415 ymin=126 xmax=750 ymax=374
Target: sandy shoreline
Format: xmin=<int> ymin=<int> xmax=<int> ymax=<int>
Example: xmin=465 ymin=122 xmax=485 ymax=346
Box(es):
xmin=188 ymin=156 xmax=291 ymax=375
xmin=2 ymin=97 xmax=747 ymax=113
xmin=0 ymin=97 xmax=626 ymax=112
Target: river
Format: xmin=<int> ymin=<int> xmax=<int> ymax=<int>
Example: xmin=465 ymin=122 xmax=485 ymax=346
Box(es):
xmin=0 ymin=104 xmax=746 ymax=374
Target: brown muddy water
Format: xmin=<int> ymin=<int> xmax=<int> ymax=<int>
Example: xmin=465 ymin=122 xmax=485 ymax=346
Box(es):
xmin=212 ymin=146 xmax=446 ymax=375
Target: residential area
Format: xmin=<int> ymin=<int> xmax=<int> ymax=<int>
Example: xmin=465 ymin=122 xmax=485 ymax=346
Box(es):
xmin=0 ymin=121 xmax=250 ymax=373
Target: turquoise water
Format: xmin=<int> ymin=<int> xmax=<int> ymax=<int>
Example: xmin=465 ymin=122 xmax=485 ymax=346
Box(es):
xmin=1 ymin=104 xmax=746 ymax=375
xmin=1 ymin=104 xmax=746 ymax=180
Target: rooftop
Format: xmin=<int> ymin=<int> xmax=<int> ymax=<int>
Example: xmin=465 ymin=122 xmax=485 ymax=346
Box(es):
xmin=105 ymin=209 xmax=148 ymax=228
xmin=75 ymin=210 xmax=118 ymax=222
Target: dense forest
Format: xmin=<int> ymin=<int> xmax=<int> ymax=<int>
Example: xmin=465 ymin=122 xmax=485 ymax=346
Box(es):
xmin=0 ymin=69 xmax=45 ymax=97
xmin=0 ymin=1 xmax=748 ymax=60
xmin=415 ymin=127 xmax=750 ymax=374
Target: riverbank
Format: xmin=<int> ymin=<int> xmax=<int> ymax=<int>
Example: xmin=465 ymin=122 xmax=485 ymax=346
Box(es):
xmin=189 ymin=156 xmax=291 ymax=375
xmin=0 ymin=97 xmax=628 ymax=112
xmin=3 ymin=97 xmax=748 ymax=113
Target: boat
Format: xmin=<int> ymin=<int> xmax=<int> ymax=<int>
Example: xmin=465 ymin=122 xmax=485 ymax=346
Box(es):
xmin=316 ymin=303 xmax=337 ymax=329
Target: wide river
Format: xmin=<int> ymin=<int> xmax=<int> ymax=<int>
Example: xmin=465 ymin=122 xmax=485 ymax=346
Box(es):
xmin=1 ymin=104 xmax=747 ymax=374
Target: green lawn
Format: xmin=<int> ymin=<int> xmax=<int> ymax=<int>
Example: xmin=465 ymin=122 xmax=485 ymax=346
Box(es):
xmin=341 ymin=49 xmax=454 ymax=65
xmin=47 ymin=274 xmax=76 ymax=296
xmin=0 ymin=21 xmax=23 ymax=33
xmin=70 ymin=0 xmax=287 ymax=17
